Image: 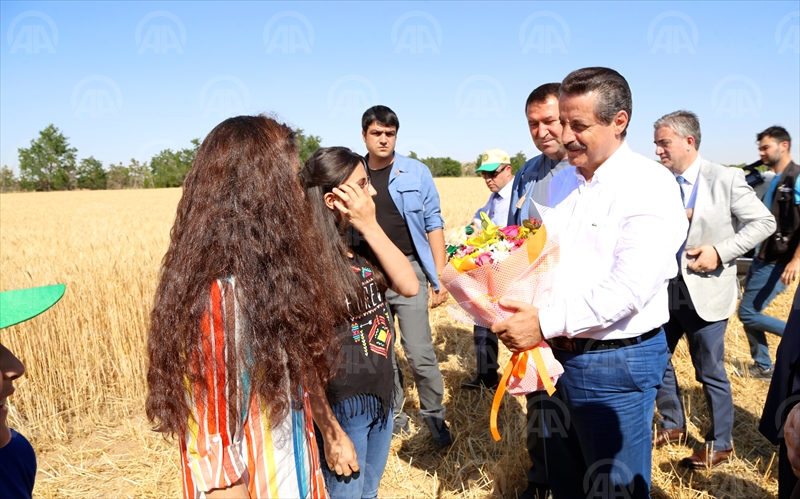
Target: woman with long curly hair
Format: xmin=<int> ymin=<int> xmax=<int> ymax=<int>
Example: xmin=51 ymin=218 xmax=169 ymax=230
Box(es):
xmin=146 ymin=115 xmax=345 ymax=499
xmin=300 ymin=147 xmax=418 ymax=499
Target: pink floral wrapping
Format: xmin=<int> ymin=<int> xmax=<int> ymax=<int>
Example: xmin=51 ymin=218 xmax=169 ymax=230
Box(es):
xmin=441 ymin=226 xmax=563 ymax=396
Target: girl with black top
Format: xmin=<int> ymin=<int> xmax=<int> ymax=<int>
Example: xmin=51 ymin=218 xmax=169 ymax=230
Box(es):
xmin=301 ymin=147 xmax=418 ymax=499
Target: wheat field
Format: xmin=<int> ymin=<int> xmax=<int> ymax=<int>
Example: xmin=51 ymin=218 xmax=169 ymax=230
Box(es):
xmin=0 ymin=178 xmax=796 ymax=498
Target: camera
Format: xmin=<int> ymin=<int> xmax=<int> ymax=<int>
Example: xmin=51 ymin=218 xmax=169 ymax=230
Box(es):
xmin=743 ymin=160 xmax=764 ymax=188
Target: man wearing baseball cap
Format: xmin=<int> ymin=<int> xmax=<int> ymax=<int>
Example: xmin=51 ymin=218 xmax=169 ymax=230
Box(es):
xmin=462 ymin=148 xmax=515 ymax=390
xmin=1 ymin=284 xmax=66 ymax=499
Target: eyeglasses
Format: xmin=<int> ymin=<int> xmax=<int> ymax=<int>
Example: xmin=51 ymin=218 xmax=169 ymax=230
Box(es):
xmin=354 ymin=161 xmax=372 ymax=190
xmin=480 ymin=165 xmax=510 ymax=179
xmin=356 ymin=176 xmax=371 ymax=190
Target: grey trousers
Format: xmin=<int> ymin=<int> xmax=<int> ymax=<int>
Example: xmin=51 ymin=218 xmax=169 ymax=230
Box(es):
xmin=386 ymin=256 xmax=446 ymax=423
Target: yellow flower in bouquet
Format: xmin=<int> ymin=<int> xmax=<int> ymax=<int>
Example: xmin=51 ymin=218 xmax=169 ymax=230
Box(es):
xmin=441 ymin=213 xmax=562 ymax=441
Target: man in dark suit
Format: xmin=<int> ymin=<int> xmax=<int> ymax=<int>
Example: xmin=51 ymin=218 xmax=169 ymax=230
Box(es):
xmin=761 ymin=286 xmax=800 ymax=499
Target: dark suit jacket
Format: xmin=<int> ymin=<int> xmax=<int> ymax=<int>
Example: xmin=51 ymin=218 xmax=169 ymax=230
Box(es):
xmin=760 ymin=286 xmax=800 ymax=444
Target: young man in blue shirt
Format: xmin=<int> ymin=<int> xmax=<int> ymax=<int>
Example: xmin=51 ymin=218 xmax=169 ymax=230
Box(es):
xmin=358 ymin=105 xmax=452 ymax=448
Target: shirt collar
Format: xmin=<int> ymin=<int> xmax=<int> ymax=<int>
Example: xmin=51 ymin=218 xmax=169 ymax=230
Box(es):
xmin=572 ymin=141 xmax=631 ymax=185
xmin=674 ymin=154 xmax=701 ymax=185
xmin=496 ymin=179 xmax=513 ymax=199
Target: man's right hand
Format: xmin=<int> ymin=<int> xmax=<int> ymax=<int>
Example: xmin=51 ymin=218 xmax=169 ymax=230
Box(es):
xmin=782 ymin=257 xmax=800 ymax=286
xmin=491 ymin=298 xmax=544 ymax=352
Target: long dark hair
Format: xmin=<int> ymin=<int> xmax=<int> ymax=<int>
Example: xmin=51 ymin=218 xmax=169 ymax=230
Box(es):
xmin=146 ymin=115 xmax=344 ymax=436
xmin=299 ymin=147 xmax=387 ymax=315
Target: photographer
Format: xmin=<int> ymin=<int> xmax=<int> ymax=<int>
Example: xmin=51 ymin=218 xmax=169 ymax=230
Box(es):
xmin=738 ymin=126 xmax=800 ymax=380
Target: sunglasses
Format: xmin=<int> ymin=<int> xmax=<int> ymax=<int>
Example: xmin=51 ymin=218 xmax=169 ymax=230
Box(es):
xmin=480 ymin=164 xmax=509 ymax=179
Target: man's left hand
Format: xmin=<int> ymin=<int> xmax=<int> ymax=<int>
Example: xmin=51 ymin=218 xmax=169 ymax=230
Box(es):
xmin=782 ymin=258 xmax=800 ymax=286
xmin=686 ymin=245 xmax=722 ymax=274
xmin=491 ymin=298 xmax=543 ymax=352
xmin=429 ymin=285 xmax=449 ymax=308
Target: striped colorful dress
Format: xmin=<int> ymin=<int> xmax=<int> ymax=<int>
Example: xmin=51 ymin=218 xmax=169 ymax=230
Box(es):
xmin=180 ymin=279 xmax=326 ymax=499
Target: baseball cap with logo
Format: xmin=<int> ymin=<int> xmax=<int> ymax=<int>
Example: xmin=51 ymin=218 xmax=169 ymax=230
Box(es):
xmin=0 ymin=284 xmax=66 ymax=330
xmin=476 ymin=148 xmax=511 ymax=172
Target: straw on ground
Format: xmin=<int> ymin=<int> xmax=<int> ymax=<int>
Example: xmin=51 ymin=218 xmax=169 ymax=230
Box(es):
xmin=0 ymin=178 xmax=793 ymax=498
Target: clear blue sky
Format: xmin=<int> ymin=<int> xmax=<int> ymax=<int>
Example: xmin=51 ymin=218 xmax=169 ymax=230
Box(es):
xmin=2 ymin=1 xmax=798 ymax=172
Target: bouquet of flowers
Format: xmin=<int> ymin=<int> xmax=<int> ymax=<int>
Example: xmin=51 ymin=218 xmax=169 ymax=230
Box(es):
xmin=442 ymin=212 xmax=563 ymax=441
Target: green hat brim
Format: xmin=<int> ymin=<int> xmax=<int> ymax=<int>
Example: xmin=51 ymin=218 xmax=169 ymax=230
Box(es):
xmin=0 ymin=284 xmax=66 ymax=330
xmin=476 ymin=162 xmax=502 ymax=172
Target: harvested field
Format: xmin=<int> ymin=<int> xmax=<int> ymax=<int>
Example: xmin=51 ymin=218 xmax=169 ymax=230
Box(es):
xmin=0 ymin=177 xmax=795 ymax=498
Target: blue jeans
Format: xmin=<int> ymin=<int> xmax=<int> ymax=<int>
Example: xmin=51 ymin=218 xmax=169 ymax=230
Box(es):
xmin=545 ymin=330 xmax=669 ymax=499
xmin=738 ymin=259 xmax=788 ymax=370
xmin=316 ymin=396 xmax=393 ymax=499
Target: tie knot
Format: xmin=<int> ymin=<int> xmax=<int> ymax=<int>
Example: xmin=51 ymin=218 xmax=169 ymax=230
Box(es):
xmin=676 ymin=175 xmax=687 ymax=185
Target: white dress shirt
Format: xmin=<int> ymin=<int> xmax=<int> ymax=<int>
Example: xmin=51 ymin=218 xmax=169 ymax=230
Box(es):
xmin=674 ymin=154 xmax=702 ymax=209
xmin=474 ymin=180 xmax=513 ymax=226
xmin=538 ymin=142 xmax=688 ymax=340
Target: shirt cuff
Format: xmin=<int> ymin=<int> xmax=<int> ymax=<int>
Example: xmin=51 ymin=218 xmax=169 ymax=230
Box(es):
xmin=538 ymin=303 xmax=566 ymax=339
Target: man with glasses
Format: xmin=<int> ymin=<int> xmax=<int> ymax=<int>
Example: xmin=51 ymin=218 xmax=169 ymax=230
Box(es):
xmin=461 ymin=148 xmax=515 ymax=392
xmin=357 ymin=105 xmax=452 ymax=448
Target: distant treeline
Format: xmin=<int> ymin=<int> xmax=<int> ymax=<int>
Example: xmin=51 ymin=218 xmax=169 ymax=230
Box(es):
xmin=16 ymin=125 xmax=759 ymax=193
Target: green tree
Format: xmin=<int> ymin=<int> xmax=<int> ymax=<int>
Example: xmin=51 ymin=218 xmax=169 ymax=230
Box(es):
xmin=0 ymin=166 xmax=19 ymax=193
xmin=76 ymin=157 xmax=107 ymax=190
xmin=510 ymin=151 xmax=527 ymax=174
xmin=106 ymin=162 xmax=130 ymax=190
xmin=150 ymin=139 xmax=200 ymax=188
xmin=128 ymin=158 xmax=152 ymax=188
xmin=295 ymin=129 xmax=322 ymax=165
xmin=18 ymin=124 xmax=77 ymax=191
xmin=422 ymin=156 xmax=462 ymax=177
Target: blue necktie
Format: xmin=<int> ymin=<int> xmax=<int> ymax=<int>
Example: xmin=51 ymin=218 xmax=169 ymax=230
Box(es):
xmin=675 ymin=176 xmax=689 ymax=273
xmin=676 ymin=175 xmax=687 ymax=208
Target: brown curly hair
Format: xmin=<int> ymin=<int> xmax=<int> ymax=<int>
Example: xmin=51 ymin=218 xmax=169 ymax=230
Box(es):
xmin=145 ymin=114 xmax=344 ymax=436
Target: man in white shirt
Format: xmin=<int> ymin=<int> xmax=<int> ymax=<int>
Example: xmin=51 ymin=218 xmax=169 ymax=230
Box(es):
xmin=492 ymin=67 xmax=688 ymax=498
xmin=462 ymin=148 xmax=515 ymax=392
xmin=652 ymin=111 xmax=774 ymax=469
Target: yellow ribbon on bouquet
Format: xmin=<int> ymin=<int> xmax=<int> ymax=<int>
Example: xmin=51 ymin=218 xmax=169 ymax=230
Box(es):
xmin=490 ymin=346 xmax=556 ymax=442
